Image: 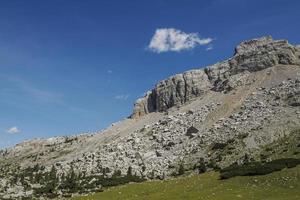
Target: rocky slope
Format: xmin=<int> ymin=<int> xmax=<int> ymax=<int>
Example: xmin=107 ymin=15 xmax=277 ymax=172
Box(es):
xmin=0 ymin=36 xmax=300 ymax=199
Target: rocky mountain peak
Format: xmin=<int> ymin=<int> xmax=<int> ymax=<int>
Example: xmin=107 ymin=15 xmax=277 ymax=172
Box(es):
xmin=234 ymin=35 xmax=274 ymax=55
xmin=131 ymin=36 xmax=300 ymax=119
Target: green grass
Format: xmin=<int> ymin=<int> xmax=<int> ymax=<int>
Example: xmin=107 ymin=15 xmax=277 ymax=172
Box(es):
xmin=70 ymin=165 xmax=300 ymax=200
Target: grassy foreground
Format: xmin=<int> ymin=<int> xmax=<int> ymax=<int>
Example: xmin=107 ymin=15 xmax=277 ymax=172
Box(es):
xmin=70 ymin=165 xmax=300 ymax=200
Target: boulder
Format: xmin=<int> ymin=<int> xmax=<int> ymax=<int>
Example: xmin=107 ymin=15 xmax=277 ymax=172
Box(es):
xmin=186 ymin=126 xmax=199 ymax=138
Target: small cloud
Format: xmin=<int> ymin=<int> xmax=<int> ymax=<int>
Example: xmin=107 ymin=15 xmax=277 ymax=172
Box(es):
xmin=148 ymin=28 xmax=213 ymax=53
xmin=206 ymin=46 xmax=213 ymax=51
xmin=115 ymin=94 xmax=130 ymax=101
xmin=6 ymin=126 xmax=21 ymax=134
xmin=107 ymin=70 xmax=113 ymax=74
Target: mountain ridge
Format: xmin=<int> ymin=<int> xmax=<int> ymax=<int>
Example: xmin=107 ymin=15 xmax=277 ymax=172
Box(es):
xmin=131 ymin=35 xmax=300 ymax=118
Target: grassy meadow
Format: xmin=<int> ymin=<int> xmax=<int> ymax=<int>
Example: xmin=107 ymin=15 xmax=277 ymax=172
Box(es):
xmin=69 ymin=165 xmax=300 ymax=200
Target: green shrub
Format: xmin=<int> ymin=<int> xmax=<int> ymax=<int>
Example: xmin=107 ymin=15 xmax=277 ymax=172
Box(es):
xmin=178 ymin=164 xmax=185 ymax=176
xmin=220 ymin=158 xmax=300 ymax=179
xmin=197 ymin=163 xmax=207 ymax=174
xmin=211 ymin=143 xmax=228 ymax=150
xmin=99 ymin=169 xmax=144 ymax=187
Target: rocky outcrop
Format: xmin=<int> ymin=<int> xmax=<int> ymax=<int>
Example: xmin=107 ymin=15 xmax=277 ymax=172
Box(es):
xmin=230 ymin=35 xmax=297 ymax=72
xmin=132 ymin=36 xmax=299 ymax=118
xmin=131 ymin=70 xmax=212 ymax=118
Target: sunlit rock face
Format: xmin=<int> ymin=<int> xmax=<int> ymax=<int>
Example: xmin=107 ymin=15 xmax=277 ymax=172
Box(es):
xmin=132 ymin=36 xmax=299 ymax=118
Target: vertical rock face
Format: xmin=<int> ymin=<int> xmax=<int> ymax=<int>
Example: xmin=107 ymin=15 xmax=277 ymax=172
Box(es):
xmin=154 ymin=69 xmax=212 ymax=111
xmin=132 ymin=91 xmax=157 ymax=118
xmin=131 ymin=70 xmax=212 ymax=118
xmin=131 ymin=36 xmax=299 ymax=119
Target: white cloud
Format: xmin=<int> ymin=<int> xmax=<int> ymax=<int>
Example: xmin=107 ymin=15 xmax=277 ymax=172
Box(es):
xmin=107 ymin=70 xmax=113 ymax=74
xmin=148 ymin=28 xmax=213 ymax=53
xmin=206 ymin=46 xmax=213 ymax=51
xmin=6 ymin=126 xmax=21 ymax=134
xmin=115 ymin=94 xmax=130 ymax=101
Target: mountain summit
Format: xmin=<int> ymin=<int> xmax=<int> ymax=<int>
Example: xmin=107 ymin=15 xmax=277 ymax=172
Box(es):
xmin=132 ymin=36 xmax=300 ymax=118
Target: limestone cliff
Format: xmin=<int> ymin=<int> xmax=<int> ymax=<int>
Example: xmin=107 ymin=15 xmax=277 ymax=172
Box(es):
xmin=131 ymin=36 xmax=299 ymax=118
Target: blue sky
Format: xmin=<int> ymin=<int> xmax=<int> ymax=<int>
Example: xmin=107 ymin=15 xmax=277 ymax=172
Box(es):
xmin=1 ymin=0 xmax=300 ymax=148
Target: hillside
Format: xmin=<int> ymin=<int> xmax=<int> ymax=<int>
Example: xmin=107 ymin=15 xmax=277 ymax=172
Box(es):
xmin=70 ymin=166 xmax=300 ymax=200
xmin=70 ymin=129 xmax=300 ymax=200
xmin=0 ymin=36 xmax=300 ymax=199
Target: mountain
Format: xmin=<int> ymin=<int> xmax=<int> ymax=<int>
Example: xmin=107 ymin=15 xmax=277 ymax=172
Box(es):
xmin=1 ymin=36 xmax=300 ymax=199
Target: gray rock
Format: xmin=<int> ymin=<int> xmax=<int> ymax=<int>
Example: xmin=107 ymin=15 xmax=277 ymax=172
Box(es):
xmin=132 ymin=36 xmax=299 ymax=118
xmin=186 ymin=126 xmax=199 ymax=138
xmin=131 ymin=69 xmax=212 ymax=118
